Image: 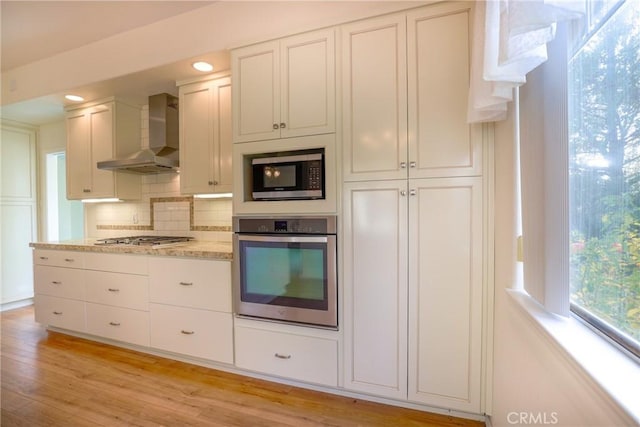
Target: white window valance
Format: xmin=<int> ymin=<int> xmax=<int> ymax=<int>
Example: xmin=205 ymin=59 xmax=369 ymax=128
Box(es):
xmin=468 ymin=0 xmax=584 ymax=123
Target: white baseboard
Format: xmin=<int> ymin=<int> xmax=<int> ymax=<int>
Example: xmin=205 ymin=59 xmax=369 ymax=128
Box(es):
xmin=1 ymin=298 xmax=34 ymax=312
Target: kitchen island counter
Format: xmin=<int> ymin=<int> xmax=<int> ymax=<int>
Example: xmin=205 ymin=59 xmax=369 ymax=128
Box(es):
xmin=29 ymin=239 xmax=233 ymax=260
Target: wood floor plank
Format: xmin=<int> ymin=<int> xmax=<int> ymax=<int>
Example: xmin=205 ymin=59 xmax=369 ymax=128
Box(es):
xmin=1 ymin=306 xmax=484 ymax=427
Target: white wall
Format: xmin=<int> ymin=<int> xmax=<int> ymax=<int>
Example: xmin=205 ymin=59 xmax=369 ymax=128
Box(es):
xmin=2 ymin=1 xmax=426 ymax=105
xmin=490 ymin=107 xmax=633 ymax=426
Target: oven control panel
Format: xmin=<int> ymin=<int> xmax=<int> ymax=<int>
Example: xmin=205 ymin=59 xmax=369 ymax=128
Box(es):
xmin=234 ymin=216 xmax=337 ymax=235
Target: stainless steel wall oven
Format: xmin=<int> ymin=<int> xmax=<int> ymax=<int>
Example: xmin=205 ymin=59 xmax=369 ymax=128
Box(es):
xmin=233 ymin=216 xmax=337 ymax=329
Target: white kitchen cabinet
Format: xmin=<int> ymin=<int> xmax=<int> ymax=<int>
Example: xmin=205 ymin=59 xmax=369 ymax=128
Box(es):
xmin=149 ymin=304 xmax=233 ymax=363
xmin=148 ymin=257 xmax=231 ymax=312
xmin=82 ymin=252 xmax=150 ymax=346
xmin=33 ymin=249 xmax=86 ymax=332
xmin=1 ymin=123 xmax=37 ymax=306
xmin=407 ymin=177 xmax=483 ymax=413
xmin=34 ymin=249 xmax=84 ymax=269
xmin=342 ymin=176 xmax=484 ymax=413
xmin=84 ymin=270 xmax=149 ymax=311
xmin=342 ymin=180 xmax=408 ymax=400
xmin=65 ymin=98 xmax=141 ymax=200
xmin=234 ymin=318 xmax=338 ymax=387
xmin=35 ymin=265 xmax=85 ymax=300
xmin=342 ymin=2 xmax=481 ymax=182
xmin=232 ymin=28 xmax=335 ymax=143
xmin=86 ymin=302 xmax=150 ymax=347
xmin=179 ymin=75 xmax=233 ymax=194
xmin=341 ymin=13 xmax=407 ymax=182
xmin=35 ymin=295 xmax=86 ymax=332
xmin=148 ymin=257 xmax=233 ymax=363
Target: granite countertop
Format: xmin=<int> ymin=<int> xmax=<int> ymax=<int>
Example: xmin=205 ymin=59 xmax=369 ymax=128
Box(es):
xmin=29 ymin=239 xmax=233 ymax=261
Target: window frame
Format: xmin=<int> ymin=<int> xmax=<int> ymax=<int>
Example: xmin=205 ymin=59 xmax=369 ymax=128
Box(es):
xmin=565 ymin=0 xmax=640 ymax=361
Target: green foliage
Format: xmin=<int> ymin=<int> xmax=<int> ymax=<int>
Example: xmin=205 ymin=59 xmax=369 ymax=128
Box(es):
xmin=568 ymin=0 xmax=640 ymax=343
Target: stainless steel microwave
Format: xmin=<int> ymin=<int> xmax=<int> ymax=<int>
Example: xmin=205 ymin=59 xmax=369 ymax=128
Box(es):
xmin=251 ymin=152 xmax=324 ymax=201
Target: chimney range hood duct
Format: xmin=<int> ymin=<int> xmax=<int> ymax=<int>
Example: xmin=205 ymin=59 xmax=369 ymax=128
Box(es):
xmin=97 ymin=93 xmax=179 ymax=174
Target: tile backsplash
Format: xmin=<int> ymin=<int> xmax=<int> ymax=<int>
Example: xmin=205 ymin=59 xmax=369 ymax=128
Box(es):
xmin=84 ymin=105 xmax=233 ymax=242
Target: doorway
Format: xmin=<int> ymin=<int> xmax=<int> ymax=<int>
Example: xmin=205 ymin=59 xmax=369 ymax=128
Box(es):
xmin=46 ymin=152 xmax=83 ymax=241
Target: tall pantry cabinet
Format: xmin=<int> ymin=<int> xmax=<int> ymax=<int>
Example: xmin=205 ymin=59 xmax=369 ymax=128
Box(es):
xmin=342 ymin=2 xmax=489 ymax=414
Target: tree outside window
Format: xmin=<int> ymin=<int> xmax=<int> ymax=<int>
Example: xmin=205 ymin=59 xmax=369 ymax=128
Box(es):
xmin=568 ymin=0 xmax=640 ymax=354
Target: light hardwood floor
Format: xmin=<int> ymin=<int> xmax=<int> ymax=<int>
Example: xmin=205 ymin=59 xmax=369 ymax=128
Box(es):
xmin=1 ymin=306 xmax=484 ymax=427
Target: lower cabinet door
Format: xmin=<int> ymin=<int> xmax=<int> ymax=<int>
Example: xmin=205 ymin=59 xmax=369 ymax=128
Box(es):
xmin=149 ymin=304 xmax=233 ymax=364
xmin=85 ymin=303 xmax=149 ymax=346
xmin=34 ymin=294 xmax=86 ymax=332
xmin=234 ymin=324 xmax=338 ymax=387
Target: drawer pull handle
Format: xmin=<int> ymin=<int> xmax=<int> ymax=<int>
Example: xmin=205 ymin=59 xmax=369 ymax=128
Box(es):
xmin=179 ymin=282 xmax=193 ymax=286
xmin=53 ymin=311 xmax=63 ymax=315
xmin=181 ymin=330 xmax=195 ymax=335
xmin=52 ymin=281 xmax=62 ymax=285
xmin=274 ymin=353 xmax=291 ymax=360
xmin=40 ymin=256 xmax=49 ymax=260
xmin=107 ymin=288 xmax=120 ymax=292
xmin=64 ymin=258 xmax=74 ymax=262
xmin=109 ymin=322 xmax=121 ymax=326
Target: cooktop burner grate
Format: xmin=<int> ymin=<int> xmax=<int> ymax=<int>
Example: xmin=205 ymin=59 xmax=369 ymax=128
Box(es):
xmin=94 ymin=236 xmax=193 ymax=247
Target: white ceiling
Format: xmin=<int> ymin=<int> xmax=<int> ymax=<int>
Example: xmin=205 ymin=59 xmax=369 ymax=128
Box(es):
xmin=0 ymin=1 xmax=226 ymax=125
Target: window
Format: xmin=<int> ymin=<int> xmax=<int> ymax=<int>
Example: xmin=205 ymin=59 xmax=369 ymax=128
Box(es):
xmin=568 ymin=0 xmax=640 ymax=358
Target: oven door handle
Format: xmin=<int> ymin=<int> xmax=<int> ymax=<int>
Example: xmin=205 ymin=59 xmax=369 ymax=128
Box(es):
xmin=235 ymin=234 xmax=330 ymax=244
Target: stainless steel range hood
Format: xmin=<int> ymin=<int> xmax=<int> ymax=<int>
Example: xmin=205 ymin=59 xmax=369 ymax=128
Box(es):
xmin=97 ymin=93 xmax=179 ymax=174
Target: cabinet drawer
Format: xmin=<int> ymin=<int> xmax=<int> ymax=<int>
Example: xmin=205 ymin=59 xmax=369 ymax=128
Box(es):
xmin=149 ymin=257 xmax=231 ymax=312
xmin=234 ymin=324 xmax=338 ymax=386
xmin=34 ymin=295 xmax=86 ymax=332
xmin=86 ymin=303 xmax=149 ymax=346
xmin=33 ymin=249 xmax=83 ymax=268
xmin=85 ymin=271 xmax=148 ymax=310
xmin=84 ymin=252 xmax=148 ymax=275
xmin=150 ymin=304 xmax=233 ymax=363
xmin=35 ymin=265 xmax=85 ymax=299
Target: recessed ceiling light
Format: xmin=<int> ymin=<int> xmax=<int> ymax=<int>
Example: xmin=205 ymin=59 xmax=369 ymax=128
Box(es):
xmin=65 ymin=94 xmax=84 ymax=102
xmin=192 ymin=61 xmax=213 ymax=72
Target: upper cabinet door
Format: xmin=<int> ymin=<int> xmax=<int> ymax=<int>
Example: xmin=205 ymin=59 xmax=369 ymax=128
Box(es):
xmin=342 ymin=14 xmax=408 ymax=182
xmin=232 ymin=40 xmax=280 ymax=143
xmin=66 ymin=110 xmax=93 ymax=199
xmin=232 ymin=28 xmax=335 ymax=143
xmin=180 ymin=75 xmax=233 ymax=195
xmin=180 ymin=82 xmax=214 ymax=195
xmin=407 ymin=2 xmax=482 ymax=179
xmin=88 ymin=106 xmax=116 ymax=198
xmin=280 ymin=28 xmax=335 ymax=139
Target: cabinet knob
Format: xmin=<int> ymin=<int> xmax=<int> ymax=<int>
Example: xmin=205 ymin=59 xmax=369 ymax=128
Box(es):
xmin=53 ymin=311 xmax=63 ymax=315
xmin=208 ymin=181 xmax=214 ymax=185
xmin=409 ymin=161 xmax=417 ymax=168
xmin=83 ymin=189 xmax=91 ymax=193
xmin=64 ymin=258 xmax=74 ymax=262
xmin=52 ymin=281 xmax=62 ymax=285
xmin=400 ymin=162 xmax=407 ymax=169
xmin=108 ymin=288 xmax=120 ymax=292
xmin=410 ymin=189 xmax=417 ymax=196
xmin=400 ymin=190 xmax=407 ymax=197
xmin=279 ymin=122 xmax=286 ymax=129
xmin=109 ymin=322 xmax=121 ymax=327
xmin=181 ymin=330 xmax=195 ymax=335
xmin=39 ymin=256 xmax=49 ymax=260
xmin=179 ymin=282 xmax=193 ymax=286
xmin=273 ymin=124 xmax=279 ymax=130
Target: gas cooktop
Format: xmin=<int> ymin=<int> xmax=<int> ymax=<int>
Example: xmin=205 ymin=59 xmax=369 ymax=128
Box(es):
xmin=94 ymin=235 xmax=193 ymax=248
